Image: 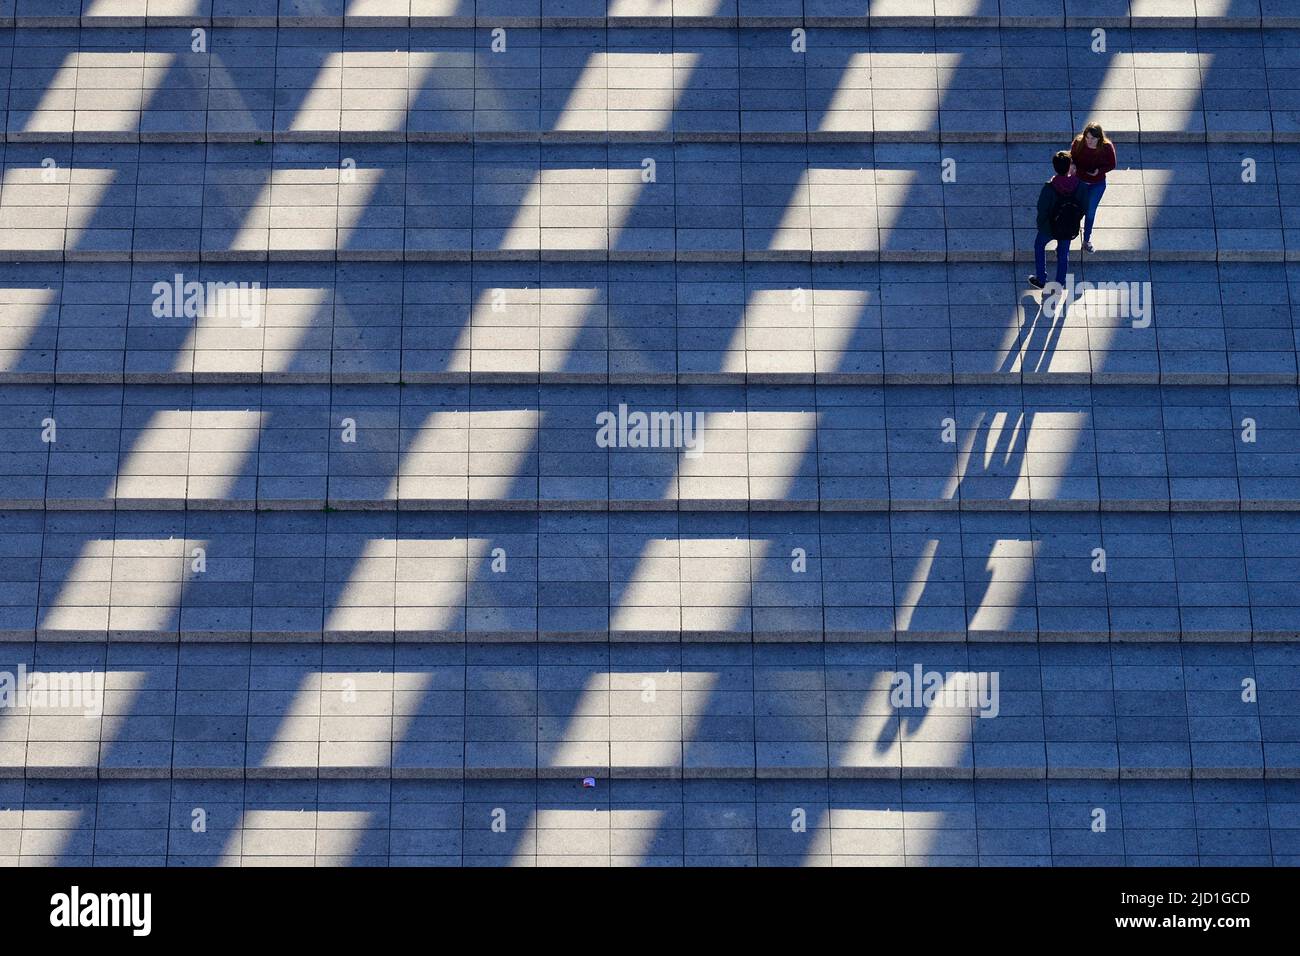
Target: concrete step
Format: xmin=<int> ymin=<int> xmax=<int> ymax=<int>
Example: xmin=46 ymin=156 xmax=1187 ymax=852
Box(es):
xmin=6 ymin=776 xmax=1298 ymax=866
xmin=0 ymin=640 xmax=1297 ymax=779
xmin=2 ymin=26 xmax=1300 ymax=148
xmin=0 ymin=24 xmax=1295 ymax=144
xmin=3 ymin=507 xmax=1298 ymax=642
xmin=1 ymin=260 xmax=1296 ymax=387
xmin=0 ymin=141 xmax=1292 ymax=262
xmin=7 ymin=509 xmax=1300 ymax=642
xmin=1 ymin=382 xmax=1298 ymax=512
xmin=10 ymin=1 xmax=1300 ymax=31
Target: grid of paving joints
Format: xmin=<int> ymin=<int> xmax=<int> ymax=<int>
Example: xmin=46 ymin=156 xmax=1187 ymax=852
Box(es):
xmin=0 ymin=641 xmax=1298 ymax=780
xmin=2 ymin=1 xmax=1300 ymax=868
xmin=0 ymin=24 xmax=1298 ymax=144
xmin=0 ymin=141 xmax=1292 ymax=261
xmin=6 ymin=778 xmax=1299 ymax=867
xmin=2 ymin=382 xmax=1299 ymax=511
xmin=9 ymin=1 xmax=1300 ymax=31
xmin=3 ymin=261 xmax=1298 ymax=387
xmin=2 ymin=509 xmax=1299 ymax=642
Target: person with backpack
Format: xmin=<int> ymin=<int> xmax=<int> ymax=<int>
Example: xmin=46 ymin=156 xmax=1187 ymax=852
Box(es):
xmin=1070 ymin=121 xmax=1116 ymax=253
xmin=1027 ymin=150 xmax=1084 ymax=290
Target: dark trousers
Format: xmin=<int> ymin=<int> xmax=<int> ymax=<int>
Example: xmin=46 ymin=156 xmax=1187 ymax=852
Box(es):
xmin=1034 ymin=230 xmax=1069 ymax=286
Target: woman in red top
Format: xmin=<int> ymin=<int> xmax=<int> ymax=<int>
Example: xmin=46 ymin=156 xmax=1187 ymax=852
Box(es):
xmin=1070 ymin=122 xmax=1116 ymax=253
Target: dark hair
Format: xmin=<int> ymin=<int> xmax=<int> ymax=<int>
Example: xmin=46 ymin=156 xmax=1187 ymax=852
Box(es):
xmin=1074 ymin=122 xmax=1109 ymax=148
xmin=1052 ymin=151 xmax=1072 ymax=175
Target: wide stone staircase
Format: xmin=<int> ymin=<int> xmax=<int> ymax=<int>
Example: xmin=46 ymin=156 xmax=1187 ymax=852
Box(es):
xmin=2 ymin=0 xmax=1300 ymax=865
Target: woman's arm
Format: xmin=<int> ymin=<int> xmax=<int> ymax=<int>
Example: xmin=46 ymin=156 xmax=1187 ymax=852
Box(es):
xmin=1072 ymin=141 xmax=1098 ymax=177
xmin=1100 ymin=143 xmax=1117 ymax=175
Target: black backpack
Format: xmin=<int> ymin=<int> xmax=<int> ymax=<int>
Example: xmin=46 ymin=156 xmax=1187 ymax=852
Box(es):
xmin=1049 ymin=191 xmax=1086 ymax=242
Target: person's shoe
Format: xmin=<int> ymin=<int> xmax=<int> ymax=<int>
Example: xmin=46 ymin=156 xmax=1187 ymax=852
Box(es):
xmin=1027 ymin=275 xmax=1045 ymax=290
xmin=1083 ymin=239 xmax=1095 ymax=253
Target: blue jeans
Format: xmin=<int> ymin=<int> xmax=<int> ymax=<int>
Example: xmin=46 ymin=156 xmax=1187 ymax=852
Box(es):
xmin=1079 ymin=178 xmax=1107 ymax=244
xmin=1034 ymin=230 xmax=1069 ymax=286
